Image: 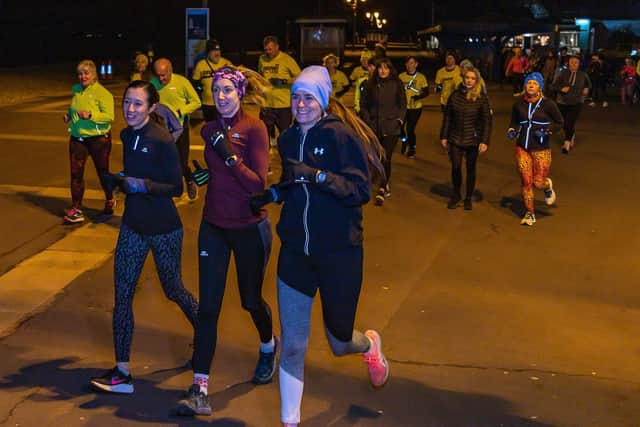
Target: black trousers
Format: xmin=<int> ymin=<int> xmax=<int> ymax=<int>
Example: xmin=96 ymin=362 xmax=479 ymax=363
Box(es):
xmin=176 ymin=116 xmax=193 ymax=181
xmin=405 ymin=109 xmax=422 ymax=151
xmin=558 ymin=103 xmax=582 ymax=141
xmin=192 ymin=218 xmax=273 ymax=375
xmin=376 ymin=134 xmax=399 ymax=189
xmin=448 ymin=144 xmax=479 ymax=200
xmin=259 ymin=107 xmax=292 ymax=140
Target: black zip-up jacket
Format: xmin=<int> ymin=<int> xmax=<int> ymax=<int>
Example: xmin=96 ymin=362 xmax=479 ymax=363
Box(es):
xmin=120 ymin=120 xmax=183 ymax=235
xmin=551 ymin=69 xmax=591 ymax=105
xmin=509 ymin=97 xmax=564 ymax=151
xmin=440 ymin=87 xmax=492 ymax=147
xmin=274 ymin=115 xmax=371 ymax=256
xmin=360 ymin=76 xmax=406 ymax=137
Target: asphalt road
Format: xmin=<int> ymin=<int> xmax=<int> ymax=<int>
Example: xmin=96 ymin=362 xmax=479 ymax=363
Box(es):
xmin=0 ymin=84 xmax=639 ymax=426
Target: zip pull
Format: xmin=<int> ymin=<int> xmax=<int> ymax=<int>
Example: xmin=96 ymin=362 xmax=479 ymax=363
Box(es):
xmin=133 ymin=135 xmax=140 ymax=151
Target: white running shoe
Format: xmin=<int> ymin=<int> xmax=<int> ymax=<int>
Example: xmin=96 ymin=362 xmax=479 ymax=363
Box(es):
xmin=520 ymin=212 xmax=536 ymax=226
xmin=544 ymin=178 xmax=556 ymax=205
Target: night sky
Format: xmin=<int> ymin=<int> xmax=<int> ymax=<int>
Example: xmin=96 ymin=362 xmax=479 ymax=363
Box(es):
xmin=0 ymin=0 xmax=637 ymax=66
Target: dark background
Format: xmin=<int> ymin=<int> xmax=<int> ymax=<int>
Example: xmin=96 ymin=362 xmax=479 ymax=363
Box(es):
xmin=0 ymin=0 xmax=638 ymax=66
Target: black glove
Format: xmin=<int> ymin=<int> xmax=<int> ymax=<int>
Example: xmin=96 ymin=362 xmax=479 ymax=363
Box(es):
xmin=411 ymin=95 xmax=421 ymax=101
xmin=103 ymin=172 xmax=124 ymax=194
xmin=192 ymin=160 xmax=209 ymax=187
xmin=286 ymin=159 xmax=318 ymax=184
xmin=507 ymin=128 xmax=518 ymax=139
xmin=436 ymin=83 xmax=443 ymax=93
xmin=269 ymin=78 xmax=288 ymax=87
xmin=209 ymin=131 xmax=235 ymax=163
xmin=249 ymin=189 xmax=275 ymax=215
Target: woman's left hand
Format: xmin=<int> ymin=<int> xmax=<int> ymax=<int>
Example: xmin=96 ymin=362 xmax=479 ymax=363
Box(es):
xmin=77 ymin=110 xmax=91 ymax=120
xmin=479 ymin=143 xmax=488 ymax=154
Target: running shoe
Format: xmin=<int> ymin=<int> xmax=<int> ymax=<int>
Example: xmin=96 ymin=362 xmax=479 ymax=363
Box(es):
xmin=176 ymin=384 xmax=212 ymax=416
xmin=374 ymin=188 xmax=385 ymax=206
xmin=464 ymin=199 xmax=472 ymax=211
xmin=363 ymin=330 xmax=389 ymax=389
xmin=520 ymin=211 xmax=536 ymax=226
xmin=406 ymin=149 xmax=416 ymax=159
xmin=187 ymin=180 xmax=198 ymax=200
xmin=283 ymin=423 xmax=298 ymax=427
xmin=447 ymin=195 xmax=461 ymax=209
xmin=602 ymin=101 xmax=608 ymax=108
xmin=252 ymin=336 xmax=279 ymax=385
xmin=400 ymin=141 xmax=407 ymax=155
xmin=64 ymin=208 xmax=85 ymax=224
xmin=588 ymin=101 xmax=596 ymax=107
xmin=103 ymin=199 xmax=116 ymax=215
xmin=90 ymin=366 xmax=134 ymax=394
xmin=384 ymin=184 xmax=391 ymax=198
xmin=561 ymin=140 xmax=571 ymax=154
xmin=544 ymin=178 xmax=556 ymax=205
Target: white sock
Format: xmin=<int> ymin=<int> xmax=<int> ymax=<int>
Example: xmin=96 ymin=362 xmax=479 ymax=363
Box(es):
xmin=194 ymin=373 xmax=209 ymax=395
xmin=116 ymin=362 xmax=130 ymax=376
xmin=260 ymin=336 xmax=275 ymax=353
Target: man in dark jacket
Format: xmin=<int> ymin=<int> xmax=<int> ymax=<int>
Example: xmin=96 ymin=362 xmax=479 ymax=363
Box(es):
xmin=551 ymin=56 xmax=591 ymax=154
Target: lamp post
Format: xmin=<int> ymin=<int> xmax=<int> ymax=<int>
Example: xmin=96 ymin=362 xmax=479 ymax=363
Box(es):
xmin=365 ymin=11 xmax=387 ymax=29
xmin=345 ymin=0 xmax=365 ymax=43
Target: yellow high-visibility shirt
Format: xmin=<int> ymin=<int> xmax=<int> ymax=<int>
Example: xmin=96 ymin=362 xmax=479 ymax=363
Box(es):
xmin=258 ymin=52 xmax=301 ymax=108
xmin=192 ymin=57 xmax=234 ymax=106
xmin=399 ymin=71 xmax=429 ymax=109
xmin=435 ymin=65 xmax=462 ymax=106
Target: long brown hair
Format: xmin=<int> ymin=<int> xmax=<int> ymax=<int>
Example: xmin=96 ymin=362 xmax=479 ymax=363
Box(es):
xmin=326 ymin=97 xmax=385 ymax=177
xmin=234 ymin=65 xmax=272 ymax=107
xmin=463 ymin=68 xmax=483 ymax=102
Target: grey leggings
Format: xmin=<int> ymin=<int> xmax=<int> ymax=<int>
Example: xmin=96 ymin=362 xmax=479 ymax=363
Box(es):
xmin=278 ymin=278 xmax=369 ymax=424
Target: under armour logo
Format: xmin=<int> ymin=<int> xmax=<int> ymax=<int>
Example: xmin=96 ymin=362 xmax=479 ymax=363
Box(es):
xmin=199 ymin=250 xmax=208 ymax=257
xmin=141 ymin=147 xmax=149 ymax=153
xmin=314 ymin=147 xmax=324 ymax=155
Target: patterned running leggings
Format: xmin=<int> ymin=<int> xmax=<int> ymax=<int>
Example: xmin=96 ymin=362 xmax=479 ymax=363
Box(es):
xmin=515 ymin=146 xmax=552 ymax=214
xmin=69 ymin=134 xmax=113 ymax=208
xmin=113 ymin=224 xmax=198 ymax=362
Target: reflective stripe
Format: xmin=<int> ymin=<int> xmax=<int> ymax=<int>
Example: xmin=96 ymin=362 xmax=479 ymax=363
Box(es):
xmin=298 ymin=132 xmax=311 ymax=256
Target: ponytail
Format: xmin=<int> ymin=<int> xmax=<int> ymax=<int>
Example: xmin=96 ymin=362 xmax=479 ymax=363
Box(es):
xmin=327 ymin=97 xmax=386 ymax=177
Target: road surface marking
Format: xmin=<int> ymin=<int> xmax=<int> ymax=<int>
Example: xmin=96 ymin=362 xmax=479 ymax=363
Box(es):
xmin=0 ymin=133 xmax=205 ymax=151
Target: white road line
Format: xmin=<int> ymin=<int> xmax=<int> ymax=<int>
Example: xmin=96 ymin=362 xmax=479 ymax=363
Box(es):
xmin=0 ymin=133 xmax=205 ymax=151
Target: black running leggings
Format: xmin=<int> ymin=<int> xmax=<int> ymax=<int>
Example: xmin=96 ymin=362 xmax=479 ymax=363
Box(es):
xmin=113 ymin=225 xmax=198 ymax=362
xmin=176 ymin=116 xmax=193 ymax=181
xmin=405 ymin=109 xmax=422 ymax=151
xmin=192 ymin=218 xmax=273 ymax=375
xmin=558 ymin=103 xmax=582 ymax=141
xmin=448 ymin=144 xmax=479 ymax=200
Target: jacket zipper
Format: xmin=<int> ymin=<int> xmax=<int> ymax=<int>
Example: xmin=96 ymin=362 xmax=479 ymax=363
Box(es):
xmin=299 ymin=131 xmax=311 ymax=255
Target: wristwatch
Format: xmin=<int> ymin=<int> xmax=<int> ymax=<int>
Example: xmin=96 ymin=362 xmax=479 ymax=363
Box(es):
xmin=315 ymin=170 xmax=327 ymax=184
xmin=225 ymin=155 xmax=238 ymax=167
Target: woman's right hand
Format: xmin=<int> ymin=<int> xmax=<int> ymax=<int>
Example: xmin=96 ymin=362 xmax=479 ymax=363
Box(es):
xmin=63 ymin=113 xmax=70 ymax=123
xmin=440 ymin=139 xmax=448 ymax=150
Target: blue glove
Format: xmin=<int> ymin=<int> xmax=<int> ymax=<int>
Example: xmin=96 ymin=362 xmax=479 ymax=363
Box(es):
xmin=507 ymin=128 xmax=518 ymax=139
xmin=286 ymin=159 xmax=318 ymax=184
xmin=192 ymin=160 xmax=210 ymax=187
xmin=121 ymin=176 xmax=147 ymax=194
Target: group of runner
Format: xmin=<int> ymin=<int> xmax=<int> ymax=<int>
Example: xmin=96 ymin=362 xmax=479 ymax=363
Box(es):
xmin=60 ymin=37 xmax=610 ymax=425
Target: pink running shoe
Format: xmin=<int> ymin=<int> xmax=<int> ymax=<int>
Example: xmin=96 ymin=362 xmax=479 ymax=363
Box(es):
xmin=363 ymin=330 xmax=389 ymax=389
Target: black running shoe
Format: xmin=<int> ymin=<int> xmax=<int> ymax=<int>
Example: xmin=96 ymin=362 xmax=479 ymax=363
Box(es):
xmin=464 ymin=199 xmax=472 ymax=211
xmin=90 ymin=366 xmax=134 ymax=394
xmin=252 ymin=336 xmax=279 ymax=385
xmin=176 ymin=384 xmax=212 ymax=416
xmin=447 ymin=195 xmax=461 ymax=209
xmin=406 ymin=149 xmax=416 ymax=159
xmin=374 ymin=188 xmax=385 ymax=206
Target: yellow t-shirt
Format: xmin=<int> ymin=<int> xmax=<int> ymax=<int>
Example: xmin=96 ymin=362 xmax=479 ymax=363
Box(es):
xmin=258 ymin=52 xmax=301 ymax=108
xmin=350 ymin=66 xmax=368 ymax=82
xmin=330 ymin=70 xmax=350 ymax=99
xmin=192 ymin=57 xmax=234 ymax=106
xmin=435 ymin=65 xmax=462 ymax=105
xmin=399 ymin=71 xmax=429 ymax=109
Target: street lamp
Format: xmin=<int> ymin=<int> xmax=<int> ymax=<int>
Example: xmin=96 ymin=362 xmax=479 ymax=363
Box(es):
xmin=345 ymin=0 xmax=366 ymax=43
xmin=365 ymin=11 xmax=387 ymax=29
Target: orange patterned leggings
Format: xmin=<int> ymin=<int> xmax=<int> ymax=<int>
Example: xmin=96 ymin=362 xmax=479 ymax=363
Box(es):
xmin=515 ymin=146 xmax=551 ymax=213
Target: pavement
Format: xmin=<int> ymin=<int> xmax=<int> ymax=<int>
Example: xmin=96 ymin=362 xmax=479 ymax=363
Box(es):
xmin=0 ymin=71 xmax=639 ymax=426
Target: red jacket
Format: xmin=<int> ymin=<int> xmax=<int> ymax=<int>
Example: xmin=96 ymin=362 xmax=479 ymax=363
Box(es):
xmin=201 ymin=109 xmax=269 ymax=228
xmin=506 ymin=56 xmax=529 ymax=76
